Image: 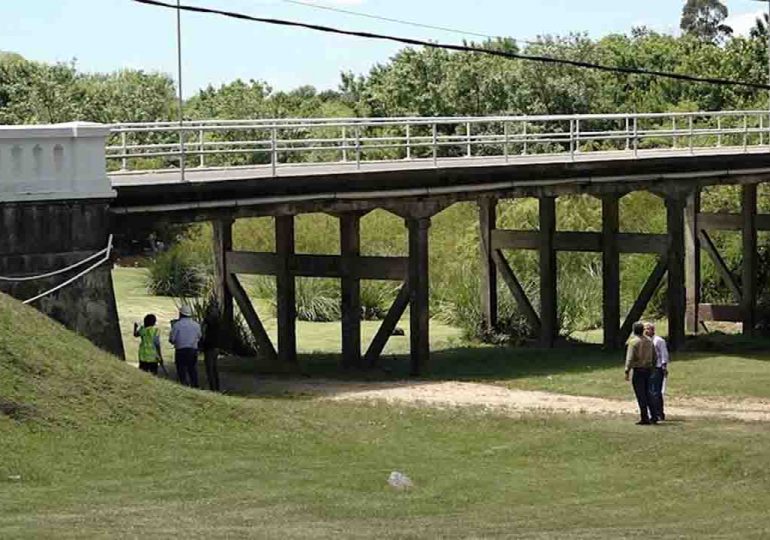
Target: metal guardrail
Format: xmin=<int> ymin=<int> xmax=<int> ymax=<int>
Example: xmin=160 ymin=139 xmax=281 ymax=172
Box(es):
xmin=106 ymin=110 xmax=770 ymax=177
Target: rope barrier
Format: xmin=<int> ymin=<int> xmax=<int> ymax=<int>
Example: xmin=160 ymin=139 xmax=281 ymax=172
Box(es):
xmin=20 ymin=235 xmax=114 ymax=305
xmin=0 ymin=245 xmax=110 ymax=282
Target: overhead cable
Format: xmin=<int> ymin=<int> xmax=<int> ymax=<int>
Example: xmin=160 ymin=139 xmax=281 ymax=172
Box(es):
xmin=132 ymin=0 xmax=770 ymax=91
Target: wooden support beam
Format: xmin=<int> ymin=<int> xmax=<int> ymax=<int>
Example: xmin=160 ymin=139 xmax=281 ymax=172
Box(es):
xmin=539 ymin=197 xmax=557 ymax=347
xmin=340 ymin=213 xmax=362 ymax=368
xmin=602 ymin=195 xmax=620 ymax=349
xmin=225 ymin=273 xmax=277 ymax=362
xmin=685 ymin=192 xmax=700 ymax=334
xmin=212 ymin=218 xmax=234 ymax=348
xmin=666 ymin=196 xmax=686 ymax=351
xmin=698 ymin=303 xmax=742 ymax=323
xmin=699 ymin=212 xmax=770 ymax=231
xmin=407 ymin=217 xmax=431 ymax=376
xmin=491 ymin=229 xmax=666 ymax=254
xmin=479 ymin=198 xmax=498 ymax=332
xmin=275 ymin=215 xmax=297 ymax=364
xmin=699 ymin=230 xmax=741 ymax=303
xmin=226 ymin=251 xmax=408 ymax=280
xmin=492 ymin=249 xmax=541 ymax=332
xmin=742 ymin=184 xmax=758 ymax=336
xmin=363 ymin=282 xmax=410 ymax=367
xmin=620 ymin=257 xmax=668 ymax=340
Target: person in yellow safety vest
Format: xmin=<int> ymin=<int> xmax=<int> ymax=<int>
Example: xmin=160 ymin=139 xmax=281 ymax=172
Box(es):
xmin=133 ymin=314 xmax=164 ymax=375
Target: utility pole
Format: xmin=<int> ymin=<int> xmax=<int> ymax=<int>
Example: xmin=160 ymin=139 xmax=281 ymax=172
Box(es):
xmin=753 ymin=0 xmax=770 ymax=109
xmin=176 ymin=0 xmax=186 ymax=181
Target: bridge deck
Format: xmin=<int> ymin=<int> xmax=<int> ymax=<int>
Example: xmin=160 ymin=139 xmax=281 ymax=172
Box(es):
xmin=110 ymin=146 xmax=770 ymax=187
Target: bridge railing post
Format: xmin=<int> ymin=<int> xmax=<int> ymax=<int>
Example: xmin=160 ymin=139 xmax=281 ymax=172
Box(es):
xmin=355 ymin=124 xmax=362 ymax=170
xmin=405 ymin=123 xmax=411 ymax=160
xmin=504 ymin=121 xmax=509 ymax=162
xmin=198 ymin=129 xmax=205 ymax=168
xmin=743 ymin=114 xmax=749 ymax=152
xmin=342 ymin=126 xmax=348 ymax=163
xmin=672 ymin=116 xmax=677 ymax=149
xmin=625 ymin=117 xmax=631 ymax=151
xmin=522 ymin=120 xmax=528 ymax=156
xmin=575 ymin=118 xmax=581 ymax=154
xmin=688 ymin=116 xmax=694 ymax=154
xmin=432 ymin=122 xmax=438 ymax=166
xmin=717 ymin=116 xmax=722 ymax=147
xmin=633 ymin=116 xmax=638 ymax=158
xmin=466 ymin=121 xmax=472 ymax=158
xmin=271 ymin=126 xmax=277 ymax=177
xmin=120 ymin=131 xmax=128 ymax=171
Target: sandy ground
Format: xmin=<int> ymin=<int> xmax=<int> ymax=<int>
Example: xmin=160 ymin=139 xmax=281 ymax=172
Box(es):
xmin=240 ymin=378 xmax=770 ymax=423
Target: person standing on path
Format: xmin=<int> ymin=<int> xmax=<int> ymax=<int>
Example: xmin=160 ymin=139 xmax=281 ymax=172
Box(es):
xmin=169 ymin=305 xmax=202 ymax=388
xmin=625 ymin=321 xmax=657 ymax=425
xmin=645 ymin=322 xmax=669 ymax=421
xmin=134 ymin=314 xmax=163 ymax=375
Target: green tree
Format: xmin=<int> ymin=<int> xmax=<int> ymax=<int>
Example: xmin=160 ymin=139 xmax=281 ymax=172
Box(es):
xmin=680 ymin=0 xmax=733 ymax=43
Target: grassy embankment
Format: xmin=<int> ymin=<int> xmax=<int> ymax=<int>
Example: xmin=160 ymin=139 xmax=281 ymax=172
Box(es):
xmin=2 ymin=292 xmax=770 ymax=538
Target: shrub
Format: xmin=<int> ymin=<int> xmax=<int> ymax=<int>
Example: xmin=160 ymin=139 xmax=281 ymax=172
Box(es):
xmin=147 ymin=245 xmax=207 ymax=297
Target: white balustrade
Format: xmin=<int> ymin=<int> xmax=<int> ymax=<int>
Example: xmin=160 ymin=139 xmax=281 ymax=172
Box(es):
xmin=0 ymin=122 xmax=115 ymax=202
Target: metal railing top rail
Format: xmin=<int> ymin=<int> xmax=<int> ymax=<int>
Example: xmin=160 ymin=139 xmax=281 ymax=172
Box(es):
xmin=108 ymin=109 xmax=770 ymax=131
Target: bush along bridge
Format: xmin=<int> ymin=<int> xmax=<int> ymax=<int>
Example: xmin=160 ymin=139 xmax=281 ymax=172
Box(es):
xmin=2 ymin=110 xmax=770 ymax=374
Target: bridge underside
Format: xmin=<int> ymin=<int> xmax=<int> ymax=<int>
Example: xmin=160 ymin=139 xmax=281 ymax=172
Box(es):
xmin=111 ymin=151 xmax=770 ymax=374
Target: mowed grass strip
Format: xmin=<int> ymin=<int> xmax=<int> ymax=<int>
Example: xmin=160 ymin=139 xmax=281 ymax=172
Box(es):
xmin=1 ymin=293 xmax=770 ymax=538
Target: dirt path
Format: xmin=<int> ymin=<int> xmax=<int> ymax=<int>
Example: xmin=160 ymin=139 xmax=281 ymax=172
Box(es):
xmin=245 ymin=378 xmax=770 ymax=422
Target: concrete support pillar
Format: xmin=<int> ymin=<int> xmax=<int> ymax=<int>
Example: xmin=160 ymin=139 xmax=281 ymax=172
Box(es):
xmin=478 ymin=198 xmax=498 ymax=333
xmin=407 ymin=217 xmax=431 ymax=376
xmin=685 ymin=192 xmax=701 ymax=334
xmin=212 ymin=218 xmax=234 ymax=348
xmin=742 ymin=184 xmax=758 ymax=336
xmin=340 ymin=213 xmax=362 ymax=368
xmin=666 ymin=196 xmax=687 ymax=351
xmin=539 ymin=196 xmax=557 ymax=347
xmin=275 ymin=215 xmax=297 ymax=364
xmin=601 ymin=195 xmax=620 ymax=349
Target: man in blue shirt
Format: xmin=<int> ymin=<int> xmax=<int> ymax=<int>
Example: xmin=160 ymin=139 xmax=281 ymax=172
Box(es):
xmin=169 ymin=305 xmax=202 ymax=388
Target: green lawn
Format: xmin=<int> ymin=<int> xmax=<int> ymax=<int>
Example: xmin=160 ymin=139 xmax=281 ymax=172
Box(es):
xmin=114 ymin=267 xmax=770 ymax=403
xmin=3 ymin=292 xmax=770 ymax=538
xmin=114 ymin=267 xmax=462 ymax=366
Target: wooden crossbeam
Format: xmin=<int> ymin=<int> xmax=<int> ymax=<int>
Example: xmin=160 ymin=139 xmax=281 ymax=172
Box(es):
xmin=699 ymin=212 xmax=770 ymax=231
xmin=699 ymin=303 xmax=742 ymax=322
xmin=225 ymin=273 xmax=278 ymax=362
xmin=619 ymin=257 xmax=668 ymax=339
xmin=699 ymin=230 xmax=742 ymax=303
xmin=491 ymin=249 xmax=542 ymax=332
xmin=490 ymin=230 xmax=667 ymax=254
xmin=226 ymin=251 xmax=408 ymax=281
xmin=363 ymin=281 xmax=410 ymax=367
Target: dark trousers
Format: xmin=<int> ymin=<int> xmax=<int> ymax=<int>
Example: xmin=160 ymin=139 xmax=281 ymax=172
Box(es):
xmin=175 ymin=348 xmax=199 ymax=388
xmin=139 ymin=361 xmax=159 ymax=375
xmin=631 ymin=368 xmax=654 ymax=423
xmin=649 ymin=367 xmax=666 ymax=420
xmin=204 ymin=348 xmax=220 ymax=392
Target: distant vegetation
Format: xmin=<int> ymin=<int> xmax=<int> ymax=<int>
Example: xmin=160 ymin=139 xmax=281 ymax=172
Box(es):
xmin=5 ymin=17 xmax=770 ymax=338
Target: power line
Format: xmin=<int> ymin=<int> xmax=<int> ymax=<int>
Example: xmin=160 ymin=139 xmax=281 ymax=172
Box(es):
xmin=278 ymin=0 xmax=509 ymax=43
xmin=132 ymin=0 xmax=770 ymax=91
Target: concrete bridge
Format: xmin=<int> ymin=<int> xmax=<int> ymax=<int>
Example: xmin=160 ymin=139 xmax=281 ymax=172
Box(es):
xmin=3 ymin=110 xmax=770 ymax=374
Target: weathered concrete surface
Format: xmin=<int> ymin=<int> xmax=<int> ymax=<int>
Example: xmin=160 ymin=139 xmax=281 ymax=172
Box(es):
xmin=0 ymin=201 xmax=124 ymax=358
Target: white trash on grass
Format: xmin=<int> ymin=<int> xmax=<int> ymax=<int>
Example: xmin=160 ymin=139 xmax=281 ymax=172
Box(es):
xmin=387 ymin=471 xmax=413 ymax=490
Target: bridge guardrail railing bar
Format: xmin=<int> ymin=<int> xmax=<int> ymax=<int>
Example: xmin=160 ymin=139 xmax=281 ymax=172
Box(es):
xmin=106 ymin=110 xmax=770 ymax=177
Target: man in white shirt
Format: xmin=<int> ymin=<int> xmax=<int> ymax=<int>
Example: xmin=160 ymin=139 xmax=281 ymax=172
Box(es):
xmin=170 ymin=305 xmax=202 ymax=388
xmin=644 ymin=322 xmax=669 ymax=421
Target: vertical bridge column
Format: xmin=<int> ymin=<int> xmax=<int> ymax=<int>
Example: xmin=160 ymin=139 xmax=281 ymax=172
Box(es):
xmin=742 ymin=184 xmax=758 ymax=336
xmin=539 ymin=196 xmax=557 ymax=347
xmin=685 ymin=192 xmax=701 ymax=334
xmin=479 ymin=198 xmax=498 ymax=333
xmin=407 ymin=216 xmax=431 ymax=376
xmin=212 ymin=218 xmax=234 ymax=348
xmin=276 ymin=215 xmax=297 ymax=364
xmin=601 ymin=194 xmax=620 ymax=349
xmin=340 ymin=213 xmax=362 ymax=368
xmin=666 ymin=195 xmax=687 ymax=351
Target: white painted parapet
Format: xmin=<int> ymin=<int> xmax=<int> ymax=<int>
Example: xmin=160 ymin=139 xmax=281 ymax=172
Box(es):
xmin=0 ymin=122 xmax=115 ymax=202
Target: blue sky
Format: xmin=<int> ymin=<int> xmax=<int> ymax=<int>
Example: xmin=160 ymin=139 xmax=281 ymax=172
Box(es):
xmin=1 ymin=0 xmax=767 ymax=96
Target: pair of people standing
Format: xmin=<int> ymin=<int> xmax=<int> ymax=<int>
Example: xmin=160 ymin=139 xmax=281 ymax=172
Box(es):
xmin=133 ymin=305 xmax=204 ymax=389
xmin=624 ymin=322 xmax=669 ymax=425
